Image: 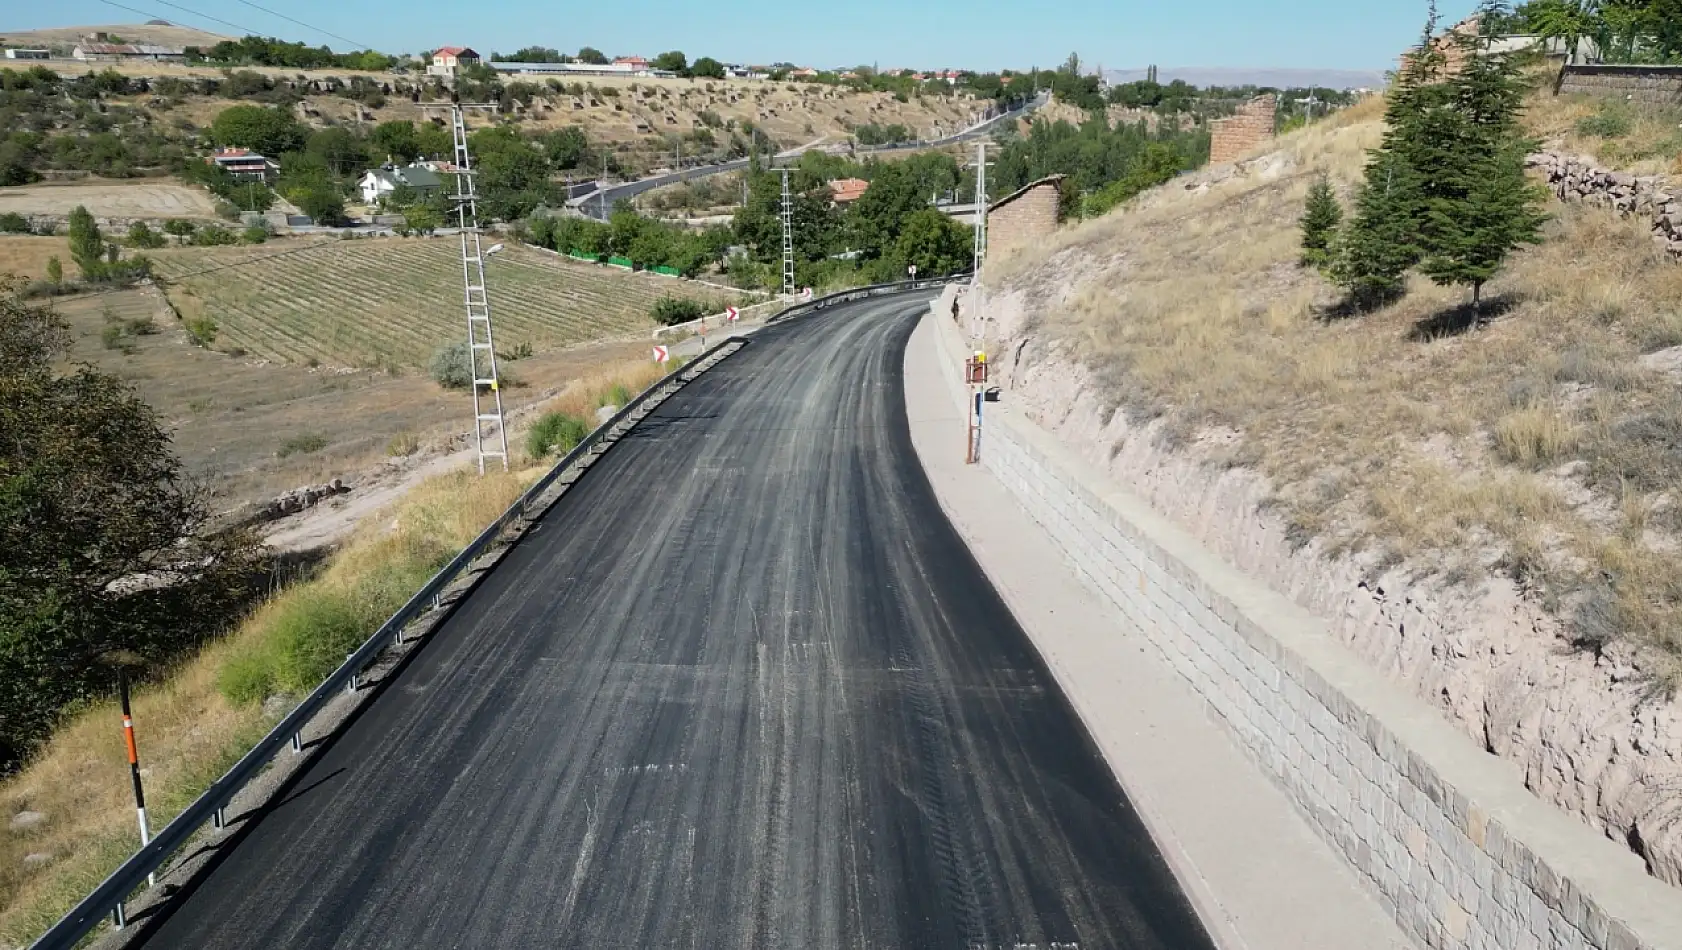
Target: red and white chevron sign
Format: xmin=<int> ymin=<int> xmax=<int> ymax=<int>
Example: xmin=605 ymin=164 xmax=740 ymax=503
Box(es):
xmin=726 ymin=306 xmax=740 ymax=322
xmin=652 ymin=345 xmax=669 ymax=364
xmin=800 ymin=288 xmax=814 ymax=301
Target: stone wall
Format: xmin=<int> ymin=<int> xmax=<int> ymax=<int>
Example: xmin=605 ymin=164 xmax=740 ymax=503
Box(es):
xmin=1208 ymin=95 xmax=1276 ymax=165
xmin=1526 ymin=151 xmax=1682 ymax=257
xmin=986 ymin=176 xmax=1062 ymax=257
xmin=1559 ymin=64 xmax=1682 ymax=104
xmin=929 ymin=299 xmax=1682 ymax=950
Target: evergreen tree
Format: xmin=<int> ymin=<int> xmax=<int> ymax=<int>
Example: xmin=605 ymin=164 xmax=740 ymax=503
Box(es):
xmin=1329 ymin=4 xmax=1443 ymax=306
xmin=1418 ymin=3 xmax=1548 ymax=313
xmin=66 ymin=205 xmax=105 ymax=279
xmin=1299 ymin=177 xmax=1343 ymax=270
xmin=1329 ymin=150 xmax=1421 ymax=307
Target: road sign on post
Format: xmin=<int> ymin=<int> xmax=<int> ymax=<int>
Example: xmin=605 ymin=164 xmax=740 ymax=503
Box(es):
xmin=652 ymin=345 xmax=669 ymax=364
xmin=800 ymin=287 xmax=813 ymax=301
xmin=909 ymin=264 xmax=918 ymax=279
xmin=726 ymin=306 xmax=740 ymax=322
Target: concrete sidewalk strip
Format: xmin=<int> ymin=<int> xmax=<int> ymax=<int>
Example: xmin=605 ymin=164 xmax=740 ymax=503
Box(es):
xmin=902 ymin=314 xmax=1417 ymax=950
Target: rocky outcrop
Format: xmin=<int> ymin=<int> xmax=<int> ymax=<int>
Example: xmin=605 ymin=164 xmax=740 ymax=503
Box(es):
xmin=239 ymin=480 xmax=352 ymax=527
xmin=977 ymin=287 xmax=1682 ymax=889
xmin=1527 ymin=151 xmax=1682 ymax=256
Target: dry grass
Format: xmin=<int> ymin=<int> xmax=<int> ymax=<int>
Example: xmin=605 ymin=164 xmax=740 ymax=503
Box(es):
xmin=0 ymin=237 xmax=68 ymax=282
xmin=1526 ymin=88 xmax=1682 ymax=175
xmin=990 ymin=97 xmax=1682 ymax=691
xmin=0 ymin=467 xmax=528 ymax=945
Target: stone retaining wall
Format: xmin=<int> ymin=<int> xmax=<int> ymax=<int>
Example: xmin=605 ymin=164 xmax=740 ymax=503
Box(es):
xmin=930 ymin=300 xmax=1682 ymax=950
xmin=1527 ymin=151 xmax=1682 ymax=257
xmin=1559 ymin=64 xmax=1682 ymax=104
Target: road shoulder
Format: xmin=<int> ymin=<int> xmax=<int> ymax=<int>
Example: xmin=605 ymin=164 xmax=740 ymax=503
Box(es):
xmin=901 ymin=311 xmax=1415 ymax=950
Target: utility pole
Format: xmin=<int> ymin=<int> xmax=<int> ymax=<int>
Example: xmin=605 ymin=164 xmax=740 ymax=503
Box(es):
xmin=780 ymin=167 xmax=795 ymax=297
xmin=438 ymin=102 xmax=508 ymax=473
xmin=598 ymin=152 xmax=609 ymax=219
xmin=972 ymin=140 xmax=988 ymax=279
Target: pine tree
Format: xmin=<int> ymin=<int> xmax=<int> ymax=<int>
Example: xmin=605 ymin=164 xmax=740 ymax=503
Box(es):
xmin=1299 ymin=177 xmax=1343 ymax=270
xmin=66 ymin=205 xmax=105 ymax=280
xmin=1330 ymin=150 xmax=1421 ymax=307
xmin=1330 ymin=4 xmax=1444 ymax=307
xmin=1418 ymin=2 xmax=1549 ymax=314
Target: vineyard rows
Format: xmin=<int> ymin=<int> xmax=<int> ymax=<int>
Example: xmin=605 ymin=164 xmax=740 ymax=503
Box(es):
xmin=150 ymin=238 xmax=707 ymax=368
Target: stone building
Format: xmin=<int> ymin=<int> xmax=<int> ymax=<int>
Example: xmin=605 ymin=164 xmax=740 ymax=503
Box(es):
xmin=987 ymin=175 xmax=1064 ymax=257
xmin=1208 ymin=95 xmax=1277 ymax=165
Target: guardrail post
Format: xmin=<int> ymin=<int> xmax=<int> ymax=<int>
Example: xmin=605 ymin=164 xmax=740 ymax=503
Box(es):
xmin=112 ymin=901 xmax=127 ymax=929
xmin=212 ymin=804 xmax=226 ymax=830
xmin=291 ymin=731 xmax=302 ymax=754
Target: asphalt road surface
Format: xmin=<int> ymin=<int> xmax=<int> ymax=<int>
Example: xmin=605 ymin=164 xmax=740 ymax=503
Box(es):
xmin=138 ymin=294 xmax=1216 ymax=950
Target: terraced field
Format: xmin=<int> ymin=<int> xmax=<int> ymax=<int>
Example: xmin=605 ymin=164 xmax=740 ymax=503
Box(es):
xmin=150 ymin=238 xmax=708 ymax=368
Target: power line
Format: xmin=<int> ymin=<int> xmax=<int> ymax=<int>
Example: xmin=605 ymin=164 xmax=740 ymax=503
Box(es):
xmin=137 ymin=0 xmax=260 ymax=39
xmin=226 ymin=0 xmax=375 ymax=52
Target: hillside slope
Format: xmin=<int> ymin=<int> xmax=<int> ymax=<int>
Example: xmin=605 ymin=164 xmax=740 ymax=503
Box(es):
xmin=0 ymin=22 xmax=231 ymax=48
xmin=976 ymin=95 xmax=1682 ymax=886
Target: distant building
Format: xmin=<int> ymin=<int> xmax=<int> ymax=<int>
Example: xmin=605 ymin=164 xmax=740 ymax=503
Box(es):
xmin=613 ymin=55 xmax=649 ymax=70
xmin=72 ymin=36 xmax=184 ymax=62
xmin=210 ymin=148 xmax=277 ymax=183
xmin=489 ymin=61 xmax=646 ymax=77
xmin=829 ymin=178 xmax=870 ymax=205
xmin=4 ymin=49 xmax=50 ymax=60
xmin=429 ymin=46 xmax=479 ymax=78
xmin=986 ymin=175 xmax=1065 ymax=256
xmin=790 ymin=67 xmax=819 ymax=78
xmin=359 ymin=164 xmax=444 ymax=205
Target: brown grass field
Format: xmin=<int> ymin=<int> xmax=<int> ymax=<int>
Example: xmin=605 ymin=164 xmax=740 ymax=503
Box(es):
xmin=989 ymin=87 xmax=1682 ymax=689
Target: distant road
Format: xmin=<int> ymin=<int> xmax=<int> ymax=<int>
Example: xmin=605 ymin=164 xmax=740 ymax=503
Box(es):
xmin=571 ymin=93 xmax=1047 ymax=219
xmin=135 ymin=292 xmax=1214 ymax=949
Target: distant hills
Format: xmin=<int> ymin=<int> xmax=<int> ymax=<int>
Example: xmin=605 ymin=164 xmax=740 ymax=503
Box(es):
xmin=0 ymin=22 xmax=233 ymax=49
xmin=1103 ymin=67 xmax=1388 ymax=91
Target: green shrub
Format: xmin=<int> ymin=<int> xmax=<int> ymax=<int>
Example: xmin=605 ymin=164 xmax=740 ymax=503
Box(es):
xmin=185 ymin=315 xmax=218 ymax=346
xmin=650 ymin=296 xmax=707 ymax=325
xmin=598 ymin=383 xmax=634 ymax=408
xmin=526 ymin=411 xmax=590 ymax=459
xmin=277 ymin=433 xmax=328 ymax=457
xmin=126 ymin=221 xmax=166 ymax=248
xmin=1577 ymin=107 xmax=1632 ymax=139
xmin=216 ymin=646 xmax=279 ymax=705
xmin=100 ymin=323 xmax=133 ymax=352
xmin=241 ymin=225 xmax=269 ymax=244
xmin=429 ymin=340 xmax=472 ymax=389
xmin=265 ymin=587 xmax=372 ymax=694
xmin=192 ymin=225 xmax=237 ymax=246
xmin=0 ymin=212 xmax=31 ymax=233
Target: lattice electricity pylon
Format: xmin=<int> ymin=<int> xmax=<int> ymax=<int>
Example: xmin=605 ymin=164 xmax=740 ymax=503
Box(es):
xmin=780 ymin=168 xmax=795 ymax=297
xmin=443 ymin=103 xmax=509 ymax=473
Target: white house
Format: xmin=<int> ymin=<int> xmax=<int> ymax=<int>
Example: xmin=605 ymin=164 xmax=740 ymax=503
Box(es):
xmin=428 ymin=46 xmax=479 ymax=78
xmin=359 ymin=164 xmax=445 ymax=206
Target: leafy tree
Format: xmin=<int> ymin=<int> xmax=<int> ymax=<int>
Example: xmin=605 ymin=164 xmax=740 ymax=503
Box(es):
xmin=210 ymin=104 xmax=306 ymax=156
xmin=1299 ymin=177 xmax=1343 ymax=269
xmin=45 ymin=256 xmax=61 ymax=286
xmin=576 ymin=47 xmax=609 ymax=65
xmin=291 ymin=184 xmax=346 ymax=225
xmin=67 ymin=205 xmax=106 ymax=279
xmin=1522 ymin=0 xmax=1601 ymax=64
xmin=540 ymin=126 xmax=592 ymax=170
xmin=1082 ymin=141 xmax=1188 ymax=217
xmin=652 ymin=51 xmax=688 ymax=73
xmin=163 ymin=219 xmax=197 ymax=242
xmin=691 ymin=57 xmax=727 ymax=80
xmin=126 ymin=221 xmax=166 ymax=249
xmin=0 ymin=283 xmax=262 ymax=770
xmin=372 ymin=120 xmax=421 ymax=162
xmin=404 ymin=204 xmax=442 ymax=235
xmin=892 ymin=208 xmax=972 ymax=276
xmin=848 ymin=161 xmax=926 ymax=258
xmin=305 ymin=126 xmax=370 ymax=176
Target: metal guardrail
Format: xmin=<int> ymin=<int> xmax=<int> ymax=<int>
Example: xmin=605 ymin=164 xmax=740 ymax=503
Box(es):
xmin=31 ymin=275 xmax=958 ymax=949
xmin=28 ymin=336 xmax=751 ymax=950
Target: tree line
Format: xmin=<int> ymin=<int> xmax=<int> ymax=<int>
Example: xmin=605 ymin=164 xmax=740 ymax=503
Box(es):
xmin=1302 ymin=1 xmax=1547 ymax=314
xmin=1502 ymin=0 xmax=1682 ymax=64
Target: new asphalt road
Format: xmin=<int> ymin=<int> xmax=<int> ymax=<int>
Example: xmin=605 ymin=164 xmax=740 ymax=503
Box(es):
xmin=138 ymin=294 xmax=1216 ymax=949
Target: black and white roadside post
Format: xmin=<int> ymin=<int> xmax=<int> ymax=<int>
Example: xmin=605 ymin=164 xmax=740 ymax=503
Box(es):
xmin=118 ymin=670 xmax=156 ymax=890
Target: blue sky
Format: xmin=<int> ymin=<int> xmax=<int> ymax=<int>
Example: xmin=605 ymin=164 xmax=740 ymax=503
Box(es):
xmin=20 ymin=1 xmax=1481 ymax=72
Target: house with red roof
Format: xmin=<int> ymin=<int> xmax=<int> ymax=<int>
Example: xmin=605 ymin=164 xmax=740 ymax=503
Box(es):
xmin=429 ymin=46 xmax=480 ymax=77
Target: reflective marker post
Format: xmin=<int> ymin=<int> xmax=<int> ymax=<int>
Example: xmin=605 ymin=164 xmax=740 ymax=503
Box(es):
xmin=118 ymin=671 xmax=155 ymax=891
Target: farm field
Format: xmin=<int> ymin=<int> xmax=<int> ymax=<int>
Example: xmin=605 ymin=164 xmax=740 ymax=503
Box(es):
xmin=0 ymin=236 xmax=68 ymax=280
xmin=0 ymin=179 xmax=219 ymax=219
xmin=149 ymin=236 xmax=715 ymax=369
xmin=50 ymin=286 xmax=651 ymax=513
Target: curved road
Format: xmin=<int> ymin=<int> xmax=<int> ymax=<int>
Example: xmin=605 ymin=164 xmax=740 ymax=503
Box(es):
xmin=573 ymin=94 xmax=1046 ymax=219
xmin=138 ymin=294 xmax=1214 ymax=949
